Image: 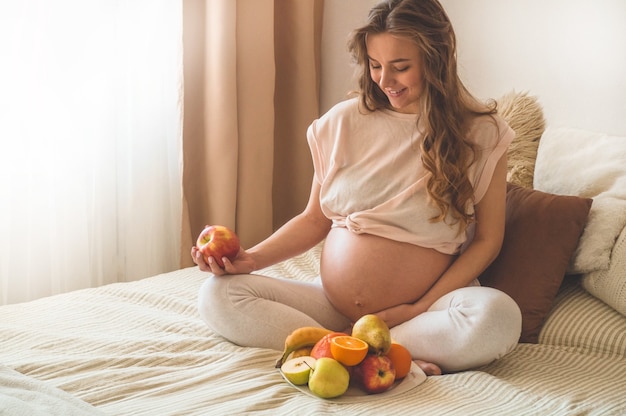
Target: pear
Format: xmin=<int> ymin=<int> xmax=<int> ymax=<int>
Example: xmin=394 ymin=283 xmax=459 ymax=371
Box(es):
xmin=307 ymin=357 xmax=350 ymax=399
xmin=351 ymin=314 xmax=392 ymax=355
xmin=281 ymin=356 xmax=316 ymax=386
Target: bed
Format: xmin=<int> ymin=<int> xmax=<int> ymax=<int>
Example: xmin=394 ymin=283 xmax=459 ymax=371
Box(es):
xmin=2 ymin=93 xmax=626 ymax=415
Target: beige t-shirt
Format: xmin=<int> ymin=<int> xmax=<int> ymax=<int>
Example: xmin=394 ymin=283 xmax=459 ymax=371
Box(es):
xmin=306 ymin=98 xmax=514 ymax=255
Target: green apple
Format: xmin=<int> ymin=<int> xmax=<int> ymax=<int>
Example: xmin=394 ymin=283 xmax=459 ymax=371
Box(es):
xmin=281 ymin=356 xmax=316 ymax=386
xmin=308 ymin=357 xmax=350 ymax=399
xmin=351 ymin=314 xmax=392 ymax=355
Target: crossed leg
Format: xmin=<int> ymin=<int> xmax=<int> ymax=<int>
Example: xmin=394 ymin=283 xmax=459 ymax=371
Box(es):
xmin=198 ymin=275 xmax=519 ymax=375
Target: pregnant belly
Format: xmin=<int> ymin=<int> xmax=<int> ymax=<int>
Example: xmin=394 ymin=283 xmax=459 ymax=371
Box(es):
xmin=320 ymin=227 xmax=455 ymax=322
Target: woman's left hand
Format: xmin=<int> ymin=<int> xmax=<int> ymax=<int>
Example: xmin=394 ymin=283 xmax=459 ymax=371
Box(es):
xmin=374 ymin=301 xmax=427 ymax=328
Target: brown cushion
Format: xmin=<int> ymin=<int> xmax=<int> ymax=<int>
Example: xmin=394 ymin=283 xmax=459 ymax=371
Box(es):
xmin=479 ymin=183 xmax=592 ymax=343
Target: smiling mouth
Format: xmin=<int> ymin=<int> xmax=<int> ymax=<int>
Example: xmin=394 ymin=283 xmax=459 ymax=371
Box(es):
xmin=386 ymin=88 xmax=406 ymax=97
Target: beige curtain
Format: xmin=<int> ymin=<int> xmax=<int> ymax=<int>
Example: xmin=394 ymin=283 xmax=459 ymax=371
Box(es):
xmin=181 ymin=0 xmax=323 ymax=267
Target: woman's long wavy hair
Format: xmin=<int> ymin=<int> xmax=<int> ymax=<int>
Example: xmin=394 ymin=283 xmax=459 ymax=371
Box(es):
xmin=347 ymin=0 xmax=497 ymax=232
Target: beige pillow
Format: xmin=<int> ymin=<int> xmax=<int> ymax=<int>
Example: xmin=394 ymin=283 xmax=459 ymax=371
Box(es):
xmin=497 ymin=91 xmax=545 ymax=189
xmin=583 ymin=227 xmax=626 ymax=317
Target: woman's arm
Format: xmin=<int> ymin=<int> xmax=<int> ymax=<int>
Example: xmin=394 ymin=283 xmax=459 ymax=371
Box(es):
xmin=192 ymin=177 xmax=332 ymax=275
xmin=245 ymin=178 xmax=331 ymax=270
xmin=376 ymin=153 xmax=508 ymax=327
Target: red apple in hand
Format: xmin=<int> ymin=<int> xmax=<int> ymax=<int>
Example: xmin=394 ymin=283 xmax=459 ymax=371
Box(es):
xmin=353 ymin=354 xmax=396 ymax=394
xmin=196 ymin=225 xmax=240 ymax=267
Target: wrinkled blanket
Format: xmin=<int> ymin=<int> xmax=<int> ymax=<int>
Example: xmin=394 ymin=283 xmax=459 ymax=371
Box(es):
xmin=0 ymin=365 xmax=103 ymax=416
xmin=0 ymin=246 xmax=625 ymax=415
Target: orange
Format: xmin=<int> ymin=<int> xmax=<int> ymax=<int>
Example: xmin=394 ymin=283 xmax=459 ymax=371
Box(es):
xmin=330 ymin=335 xmax=368 ymax=366
xmin=385 ymin=342 xmax=412 ymax=379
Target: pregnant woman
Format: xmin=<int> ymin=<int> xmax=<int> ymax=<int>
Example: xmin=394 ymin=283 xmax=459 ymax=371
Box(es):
xmin=192 ymin=0 xmax=521 ymax=374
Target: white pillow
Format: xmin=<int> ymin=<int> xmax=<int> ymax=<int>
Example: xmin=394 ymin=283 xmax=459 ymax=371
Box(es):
xmin=533 ymin=127 xmax=626 ymax=274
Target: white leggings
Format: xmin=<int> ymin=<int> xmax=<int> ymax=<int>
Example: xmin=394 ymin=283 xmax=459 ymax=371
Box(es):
xmin=198 ymin=273 xmax=521 ymax=372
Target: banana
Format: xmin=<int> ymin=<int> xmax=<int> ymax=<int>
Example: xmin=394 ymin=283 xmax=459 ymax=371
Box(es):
xmin=290 ymin=346 xmax=313 ymax=359
xmin=275 ymin=326 xmax=333 ymax=368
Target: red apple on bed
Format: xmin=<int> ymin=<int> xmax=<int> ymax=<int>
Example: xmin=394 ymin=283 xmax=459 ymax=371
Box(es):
xmin=310 ymin=332 xmax=348 ymax=360
xmin=353 ymin=354 xmax=396 ymax=394
xmin=196 ymin=225 xmax=240 ymax=267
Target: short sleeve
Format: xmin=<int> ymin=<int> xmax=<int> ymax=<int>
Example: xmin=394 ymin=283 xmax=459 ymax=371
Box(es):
xmin=470 ymin=116 xmax=515 ymax=204
xmin=306 ymin=120 xmax=325 ymax=186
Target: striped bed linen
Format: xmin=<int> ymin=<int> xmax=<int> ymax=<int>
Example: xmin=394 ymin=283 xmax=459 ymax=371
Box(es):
xmin=1 ymin=247 xmax=625 ymax=415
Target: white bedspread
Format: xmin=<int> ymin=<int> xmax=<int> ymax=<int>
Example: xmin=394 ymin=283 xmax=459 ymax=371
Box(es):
xmin=1 ymin=247 xmax=625 ymax=415
xmin=0 ymin=365 xmax=103 ymax=416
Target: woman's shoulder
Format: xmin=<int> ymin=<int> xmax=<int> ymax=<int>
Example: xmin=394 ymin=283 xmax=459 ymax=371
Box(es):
xmin=321 ymin=97 xmax=361 ymax=119
xmin=311 ymin=97 xmax=363 ymax=132
xmin=317 ymin=97 xmax=412 ymax=127
xmin=466 ymin=113 xmax=514 ymax=148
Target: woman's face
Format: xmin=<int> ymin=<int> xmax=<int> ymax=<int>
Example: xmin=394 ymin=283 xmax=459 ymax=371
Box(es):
xmin=365 ymin=33 xmax=424 ymax=114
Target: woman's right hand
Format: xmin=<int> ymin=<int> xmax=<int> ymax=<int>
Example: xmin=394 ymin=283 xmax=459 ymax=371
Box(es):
xmin=191 ymin=246 xmax=256 ymax=276
xmin=192 ymin=177 xmax=329 ymax=277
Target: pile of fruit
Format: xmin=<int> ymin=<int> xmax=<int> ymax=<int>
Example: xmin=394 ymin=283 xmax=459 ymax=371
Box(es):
xmin=276 ymin=314 xmax=413 ymax=399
